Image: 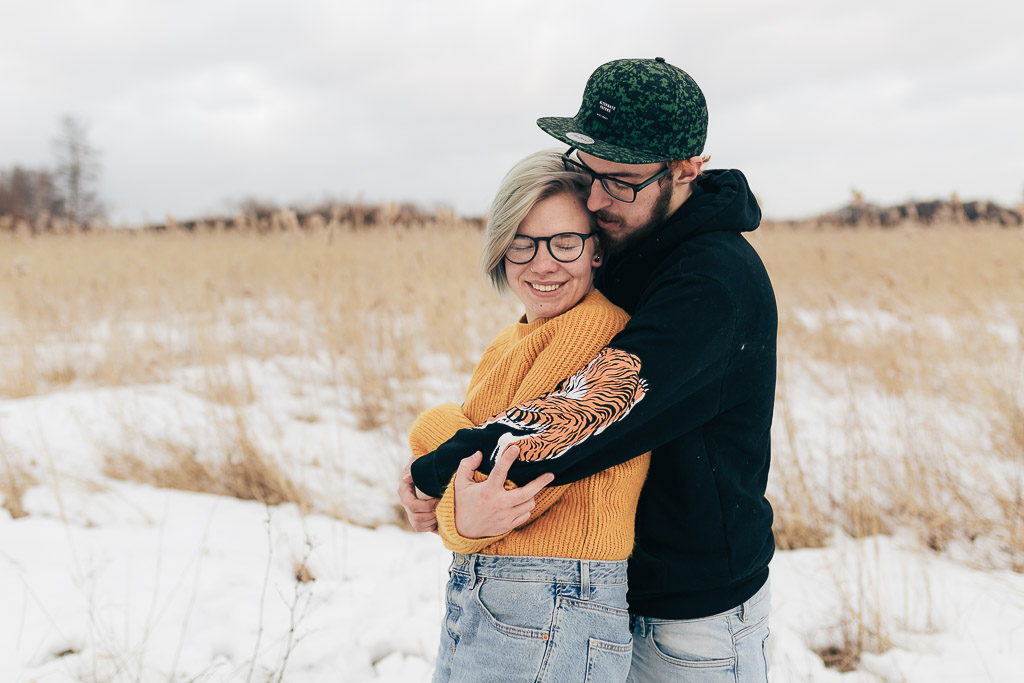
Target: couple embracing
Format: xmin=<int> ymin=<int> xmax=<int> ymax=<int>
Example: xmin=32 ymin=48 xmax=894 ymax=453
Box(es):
xmin=399 ymin=57 xmax=777 ymax=682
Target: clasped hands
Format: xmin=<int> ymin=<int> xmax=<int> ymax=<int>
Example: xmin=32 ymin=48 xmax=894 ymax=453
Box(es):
xmin=397 ymin=445 xmax=554 ymax=539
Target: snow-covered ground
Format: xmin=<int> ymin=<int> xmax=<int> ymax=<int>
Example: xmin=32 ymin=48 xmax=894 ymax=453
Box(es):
xmin=3 ymin=342 xmax=1023 ymax=681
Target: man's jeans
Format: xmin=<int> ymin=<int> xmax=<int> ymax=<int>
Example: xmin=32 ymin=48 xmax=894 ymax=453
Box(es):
xmin=432 ymin=553 xmax=633 ymax=682
xmin=627 ymin=579 xmax=771 ymax=682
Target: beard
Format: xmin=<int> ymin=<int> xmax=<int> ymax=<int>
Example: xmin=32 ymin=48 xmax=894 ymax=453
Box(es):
xmin=596 ymin=179 xmax=674 ymax=254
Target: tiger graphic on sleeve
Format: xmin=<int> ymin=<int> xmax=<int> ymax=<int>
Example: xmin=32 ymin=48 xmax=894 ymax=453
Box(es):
xmin=483 ymin=346 xmax=648 ymax=464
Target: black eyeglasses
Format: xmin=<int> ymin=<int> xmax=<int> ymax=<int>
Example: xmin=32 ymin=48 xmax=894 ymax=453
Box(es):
xmin=504 ymin=232 xmax=597 ymax=264
xmin=562 ymin=147 xmax=671 ymax=203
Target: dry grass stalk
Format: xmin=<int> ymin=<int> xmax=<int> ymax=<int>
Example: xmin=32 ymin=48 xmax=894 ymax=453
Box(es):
xmin=770 ymin=364 xmax=829 ymax=550
xmin=814 ymin=543 xmax=898 ymax=672
xmin=103 ymin=424 xmax=306 ymax=509
xmin=1 ymin=447 xmax=36 ymax=518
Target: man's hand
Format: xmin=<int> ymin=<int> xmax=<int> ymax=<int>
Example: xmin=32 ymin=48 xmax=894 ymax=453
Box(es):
xmin=398 ymin=460 xmax=439 ymax=534
xmin=453 ymin=445 xmax=555 ymax=539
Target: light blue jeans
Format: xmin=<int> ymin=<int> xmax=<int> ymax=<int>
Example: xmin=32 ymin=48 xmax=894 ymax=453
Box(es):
xmin=627 ymin=579 xmax=771 ymax=682
xmin=432 ymin=553 xmax=633 ymax=682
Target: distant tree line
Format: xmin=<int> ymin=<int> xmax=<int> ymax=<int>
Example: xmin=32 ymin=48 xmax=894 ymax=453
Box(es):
xmin=149 ymin=199 xmax=481 ymax=233
xmin=0 ymin=115 xmax=104 ymax=229
xmin=814 ymin=190 xmax=1022 ymax=228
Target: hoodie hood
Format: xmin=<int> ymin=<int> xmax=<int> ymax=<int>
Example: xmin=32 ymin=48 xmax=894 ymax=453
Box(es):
xmin=678 ymin=168 xmax=761 ymax=236
xmin=598 ymin=168 xmax=761 ymax=312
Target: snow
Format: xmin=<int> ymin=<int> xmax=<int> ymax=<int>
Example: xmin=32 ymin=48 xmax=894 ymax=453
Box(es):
xmin=3 ymin=344 xmax=1023 ymax=681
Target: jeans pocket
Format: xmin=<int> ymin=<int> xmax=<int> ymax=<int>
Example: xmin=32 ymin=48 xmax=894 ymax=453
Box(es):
xmin=734 ymin=611 xmax=769 ymax=642
xmin=474 ymin=578 xmax=553 ymax=640
xmin=559 ymin=597 xmax=631 ymax=644
xmin=585 ymin=636 xmax=632 ymax=683
xmin=649 ymin=619 xmax=736 ymax=672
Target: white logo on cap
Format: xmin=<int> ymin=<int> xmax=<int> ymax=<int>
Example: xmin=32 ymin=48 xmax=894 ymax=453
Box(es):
xmin=566 ymin=132 xmax=595 ymax=145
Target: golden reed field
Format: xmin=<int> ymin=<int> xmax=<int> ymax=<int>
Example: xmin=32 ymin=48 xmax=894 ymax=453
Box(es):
xmin=2 ymin=214 xmax=1022 ymax=568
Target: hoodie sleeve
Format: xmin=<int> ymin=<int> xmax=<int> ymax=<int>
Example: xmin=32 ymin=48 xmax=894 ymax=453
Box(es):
xmin=411 ymin=270 xmax=737 ymax=497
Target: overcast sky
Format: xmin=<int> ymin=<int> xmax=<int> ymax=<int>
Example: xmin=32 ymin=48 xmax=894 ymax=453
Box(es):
xmin=2 ymin=0 xmax=1022 ymax=224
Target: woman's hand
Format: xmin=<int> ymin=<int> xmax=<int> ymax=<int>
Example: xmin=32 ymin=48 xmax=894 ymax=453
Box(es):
xmin=398 ymin=459 xmax=439 ymax=534
xmin=453 ymin=446 xmax=555 ymax=539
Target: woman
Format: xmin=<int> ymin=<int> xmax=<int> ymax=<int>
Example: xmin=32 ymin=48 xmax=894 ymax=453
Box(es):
xmin=407 ymin=150 xmax=650 ymax=682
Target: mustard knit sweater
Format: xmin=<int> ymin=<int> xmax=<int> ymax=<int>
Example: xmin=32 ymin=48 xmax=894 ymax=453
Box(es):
xmin=409 ymin=290 xmax=650 ymax=561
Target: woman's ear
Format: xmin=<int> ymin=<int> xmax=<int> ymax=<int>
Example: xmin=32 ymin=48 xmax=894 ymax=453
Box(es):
xmin=592 ymin=242 xmax=604 ymax=267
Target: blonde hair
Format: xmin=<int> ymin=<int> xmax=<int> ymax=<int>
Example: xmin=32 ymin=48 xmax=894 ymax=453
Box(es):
xmin=482 ymin=150 xmax=593 ymax=292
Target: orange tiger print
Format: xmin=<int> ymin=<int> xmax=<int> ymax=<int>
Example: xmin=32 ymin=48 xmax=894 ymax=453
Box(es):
xmin=483 ymin=346 xmax=648 ymax=463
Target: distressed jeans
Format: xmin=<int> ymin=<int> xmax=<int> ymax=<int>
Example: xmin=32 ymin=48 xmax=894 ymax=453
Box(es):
xmin=431 ymin=552 xmax=633 ymax=682
xmin=627 ymin=579 xmax=771 ymax=682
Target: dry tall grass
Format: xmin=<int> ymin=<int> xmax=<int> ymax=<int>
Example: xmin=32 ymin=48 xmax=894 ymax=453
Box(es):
xmin=751 ymin=224 xmax=1024 ymax=571
xmin=1 ymin=218 xmax=518 ymax=522
xmin=0 ymin=221 xmax=514 ymax=412
xmin=2 ymin=219 xmax=1022 ymax=574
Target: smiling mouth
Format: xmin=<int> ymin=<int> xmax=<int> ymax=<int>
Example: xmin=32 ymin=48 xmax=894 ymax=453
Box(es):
xmin=530 ymin=282 xmax=563 ymax=292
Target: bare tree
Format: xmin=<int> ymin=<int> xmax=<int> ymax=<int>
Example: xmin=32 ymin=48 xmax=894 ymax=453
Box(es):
xmin=0 ymin=166 xmax=64 ymax=221
xmin=52 ymin=115 xmax=104 ymax=223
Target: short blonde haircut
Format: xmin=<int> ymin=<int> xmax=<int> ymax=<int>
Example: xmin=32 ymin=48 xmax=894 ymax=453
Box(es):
xmin=482 ymin=150 xmax=593 ymax=292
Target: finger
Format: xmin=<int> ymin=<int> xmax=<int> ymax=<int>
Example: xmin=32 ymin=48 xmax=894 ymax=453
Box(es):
xmin=399 ymin=475 xmax=438 ymax=505
xmin=509 ymin=511 xmax=533 ymax=527
xmin=489 ymin=444 xmax=521 ymax=483
xmin=418 ymin=498 xmax=440 ymax=512
xmin=510 ymin=471 xmax=555 ymax=502
xmin=411 ymin=511 xmax=437 ymax=525
xmin=454 ymin=451 xmax=483 ymax=486
xmin=397 ymin=480 xmax=420 ymax=504
xmin=508 ymin=497 xmax=536 ymax=518
xmin=403 ymin=495 xmax=439 ymax=513
xmin=397 ymin=481 xmax=416 ymax=504
xmin=410 ymin=512 xmax=438 ymax=531
xmin=401 ymin=495 xmax=432 ymax=513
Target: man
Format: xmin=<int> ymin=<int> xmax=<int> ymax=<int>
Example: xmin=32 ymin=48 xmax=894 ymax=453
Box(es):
xmin=401 ymin=57 xmax=776 ymax=681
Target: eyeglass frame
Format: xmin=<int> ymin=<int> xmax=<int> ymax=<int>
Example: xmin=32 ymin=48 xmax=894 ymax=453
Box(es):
xmin=503 ymin=231 xmax=598 ymax=265
xmin=561 ymin=147 xmax=672 ymax=203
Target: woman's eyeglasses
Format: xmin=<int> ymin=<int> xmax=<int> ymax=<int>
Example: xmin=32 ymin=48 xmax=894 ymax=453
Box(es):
xmin=504 ymin=232 xmax=597 ymax=264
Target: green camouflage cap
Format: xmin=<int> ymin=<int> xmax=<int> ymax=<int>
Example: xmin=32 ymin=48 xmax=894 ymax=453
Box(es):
xmin=537 ymin=57 xmax=707 ymax=164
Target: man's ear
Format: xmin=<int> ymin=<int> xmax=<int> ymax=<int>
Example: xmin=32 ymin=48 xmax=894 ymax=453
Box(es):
xmin=672 ymin=156 xmax=703 ymax=186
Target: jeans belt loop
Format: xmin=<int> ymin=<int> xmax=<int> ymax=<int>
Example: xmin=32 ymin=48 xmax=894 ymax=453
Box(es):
xmin=580 ymin=560 xmax=591 ymax=601
xmin=467 ymin=555 xmax=477 ymax=586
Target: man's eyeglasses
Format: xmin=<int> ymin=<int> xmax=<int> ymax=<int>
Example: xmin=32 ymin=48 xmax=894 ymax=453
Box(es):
xmin=504 ymin=232 xmax=597 ymax=265
xmin=562 ymin=147 xmax=671 ymax=203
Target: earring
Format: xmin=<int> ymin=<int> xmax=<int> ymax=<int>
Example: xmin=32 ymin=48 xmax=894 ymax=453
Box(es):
xmin=594 ymin=256 xmax=602 ymax=262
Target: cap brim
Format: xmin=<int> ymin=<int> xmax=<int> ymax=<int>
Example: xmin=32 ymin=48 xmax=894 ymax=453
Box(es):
xmin=537 ymin=116 xmax=670 ymax=165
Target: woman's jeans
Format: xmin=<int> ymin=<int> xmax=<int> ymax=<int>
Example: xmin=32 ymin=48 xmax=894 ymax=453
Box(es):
xmin=432 ymin=553 xmax=633 ymax=682
xmin=627 ymin=579 xmax=771 ymax=682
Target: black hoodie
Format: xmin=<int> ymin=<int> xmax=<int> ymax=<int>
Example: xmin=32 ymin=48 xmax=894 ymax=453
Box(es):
xmin=412 ymin=169 xmax=777 ymax=619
